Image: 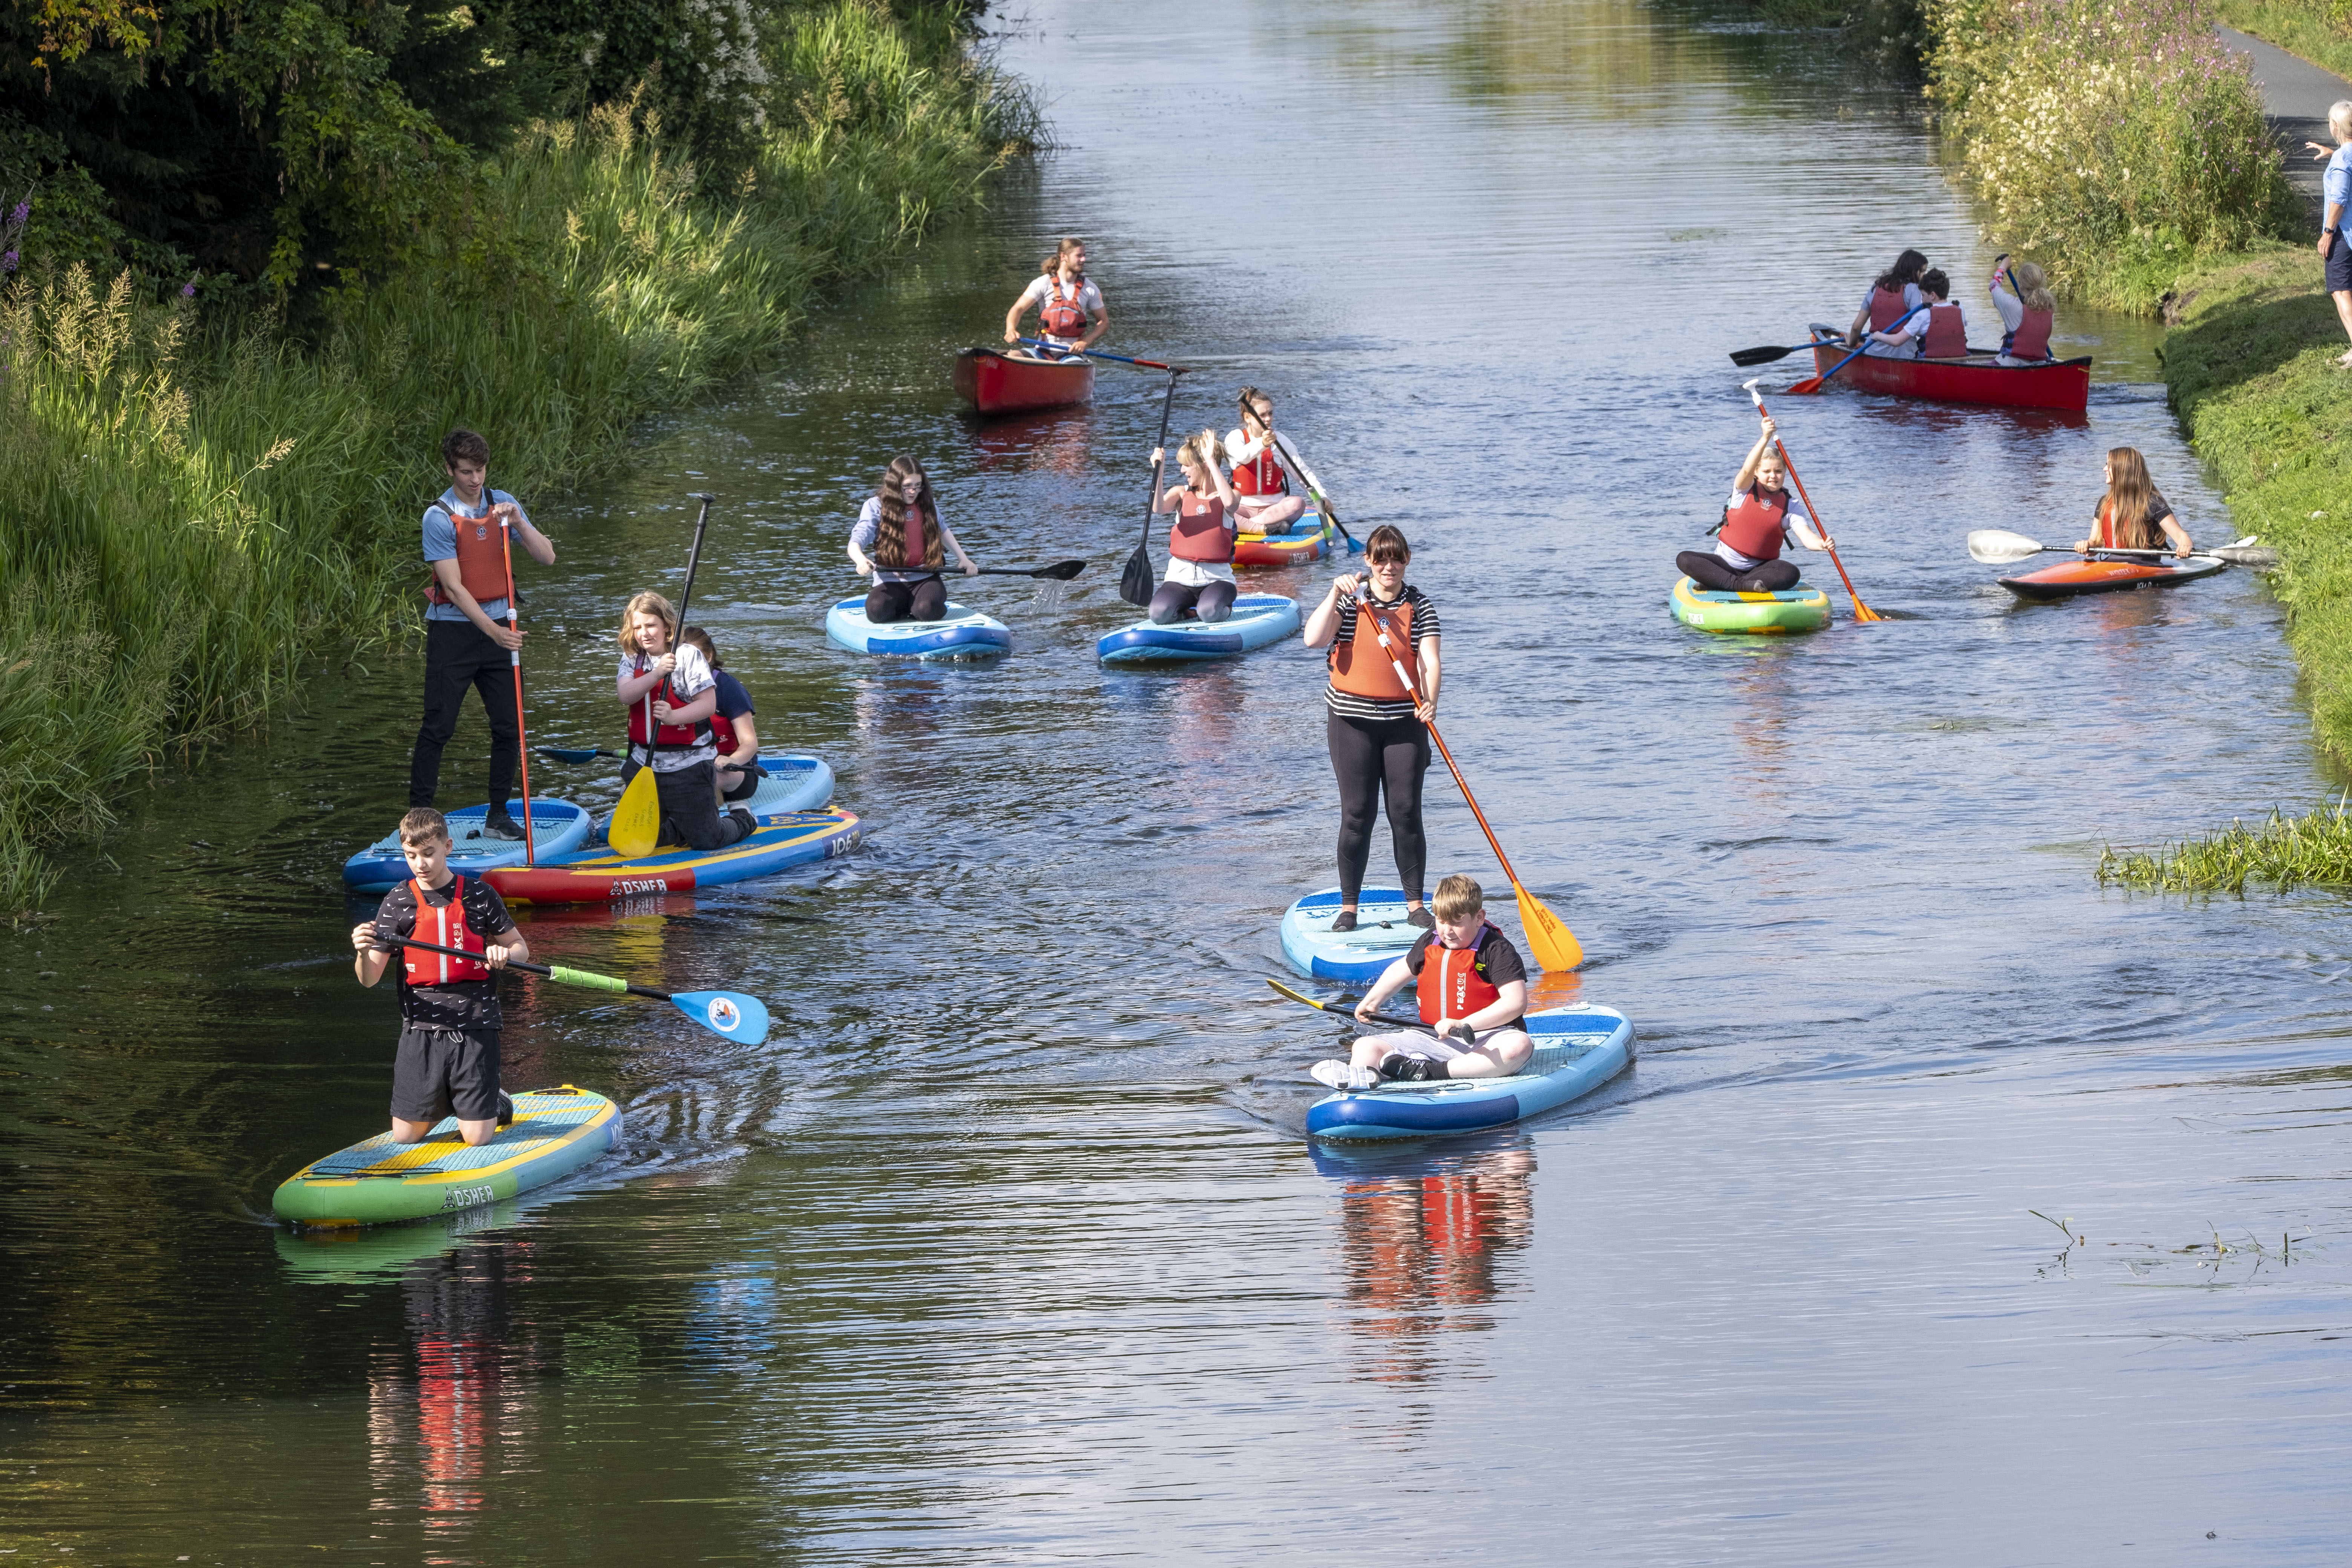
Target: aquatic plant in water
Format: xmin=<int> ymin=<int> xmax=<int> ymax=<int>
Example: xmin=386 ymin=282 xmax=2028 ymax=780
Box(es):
xmin=2097 ymin=796 xmax=2352 ymax=891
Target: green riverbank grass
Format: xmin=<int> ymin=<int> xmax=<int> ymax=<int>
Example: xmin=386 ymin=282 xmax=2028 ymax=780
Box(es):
xmin=0 ymin=1 xmax=1030 ymax=917
xmin=2208 ymin=0 xmax=2352 ymax=85
xmin=2099 ymin=802 xmax=2352 ymax=893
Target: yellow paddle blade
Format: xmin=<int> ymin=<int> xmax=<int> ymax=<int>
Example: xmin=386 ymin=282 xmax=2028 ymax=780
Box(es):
xmin=608 ymin=766 xmax=662 ymax=859
xmin=1515 ymin=885 xmax=1584 ymax=972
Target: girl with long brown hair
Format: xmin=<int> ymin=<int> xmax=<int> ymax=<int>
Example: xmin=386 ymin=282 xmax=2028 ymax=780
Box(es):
xmin=847 ymin=455 xmax=978 ymax=623
xmin=1003 ymin=236 xmax=1108 ymax=357
xmin=2075 ymin=447 xmax=2193 ymax=558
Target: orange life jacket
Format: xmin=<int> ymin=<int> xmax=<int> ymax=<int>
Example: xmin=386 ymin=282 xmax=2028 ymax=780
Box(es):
xmin=1328 ymin=595 xmax=1419 ymax=701
xmin=1868 ymin=286 xmax=1913 ymax=332
xmin=2004 ymin=307 xmax=2053 ymax=361
xmin=626 ymin=656 xmax=714 ymax=753
xmin=1718 ymin=485 xmax=1792 ymax=562
xmin=1417 ymin=925 xmax=1503 ymax=1025
xmin=873 ymin=501 xmax=943 ymax=570
xmin=1040 ymin=274 xmax=1090 ymax=338
xmin=402 ymin=876 xmax=491 ymax=986
xmin=1233 ymin=439 xmax=1288 ymax=497
xmin=1922 ymin=303 xmax=1967 ymax=358
xmin=424 ymin=492 xmax=514 ymax=609
xmin=1169 ymin=489 xmax=1233 ymax=563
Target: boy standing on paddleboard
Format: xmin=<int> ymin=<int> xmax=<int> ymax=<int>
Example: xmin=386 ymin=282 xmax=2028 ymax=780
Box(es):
xmin=349 ymin=808 xmax=528 ymax=1147
xmin=1311 ymin=874 xmax=1532 ymax=1090
xmin=409 ymin=429 xmax=556 ymax=839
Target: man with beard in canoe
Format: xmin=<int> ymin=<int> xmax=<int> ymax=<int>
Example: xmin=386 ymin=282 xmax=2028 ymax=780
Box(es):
xmin=1004 ymin=237 xmax=1108 ymax=358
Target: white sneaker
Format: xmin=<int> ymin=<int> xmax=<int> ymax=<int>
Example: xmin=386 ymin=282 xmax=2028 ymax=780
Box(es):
xmin=1309 ymin=1060 xmax=1379 ymax=1091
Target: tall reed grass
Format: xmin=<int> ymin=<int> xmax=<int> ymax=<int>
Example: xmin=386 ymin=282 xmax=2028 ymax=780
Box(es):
xmin=2098 ymin=800 xmax=2352 ymax=892
xmin=0 ymin=0 xmax=1032 ymax=917
xmin=1927 ymin=0 xmax=2296 ymax=309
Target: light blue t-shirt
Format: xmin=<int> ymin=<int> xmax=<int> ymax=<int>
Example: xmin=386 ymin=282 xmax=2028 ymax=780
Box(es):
xmin=423 ymin=486 xmax=527 ymax=622
xmin=2328 ymin=146 xmax=2352 ymax=237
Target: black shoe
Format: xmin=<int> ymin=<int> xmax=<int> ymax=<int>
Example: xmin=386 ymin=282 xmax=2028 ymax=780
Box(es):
xmin=1378 ymin=1054 xmax=1445 ymax=1082
xmin=496 ymin=1092 xmax=515 ymax=1128
xmin=1330 ymin=910 xmax=1358 ymax=933
xmin=729 ymin=807 xmax=757 ymax=841
xmin=1406 ymin=907 xmax=1434 ymax=929
xmin=481 ymin=814 xmax=523 ymax=842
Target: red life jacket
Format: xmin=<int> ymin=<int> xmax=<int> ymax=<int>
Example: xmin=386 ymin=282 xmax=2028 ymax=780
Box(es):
xmin=1417 ymin=924 xmax=1503 ymax=1025
xmin=1921 ymin=302 xmax=1966 ymax=358
xmin=626 ymin=657 xmax=714 ymax=753
xmin=423 ymin=493 xmax=514 ymax=609
xmin=1040 ymin=274 xmax=1089 ymax=338
xmin=1718 ymin=485 xmax=1792 ymax=562
xmin=873 ymin=501 xmax=942 ymax=570
xmin=2096 ymin=497 xmax=2161 ymax=552
xmin=1168 ymin=489 xmax=1233 ymax=562
xmin=2004 ymin=307 xmax=2053 ymax=361
xmin=1328 ymin=595 xmax=1419 ymax=701
xmin=1232 ymin=438 xmax=1288 ymax=498
xmin=1868 ymin=286 xmax=1912 ymax=332
xmin=709 ymin=710 xmax=739 ymax=755
xmin=402 ymin=876 xmax=491 ymax=986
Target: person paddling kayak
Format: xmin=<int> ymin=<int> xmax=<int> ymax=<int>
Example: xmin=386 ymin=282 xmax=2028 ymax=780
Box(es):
xmin=1845 ymin=248 xmax=1928 ymax=349
xmin=1308 ymin=874 xmax=1531 ymax=1089
xmin=1675 ymin=413 xmax=1836 ymax=594
xmin=1860 ymin=268 xmax=1962 ymax=360
xmin=2076 ymin=447 xmax=2193 ymax=559
xmin=847 ymin=456 xmax=978 ymax=625
xmin=1302 ymin=525 xmax=1440 ymax=933
xmin=1003 ymin=237 xmax=1107 ymax=358
xmin=1223 ymin=386 xmax=1309 ymax=534
xmin=1147 ymin=429 xmax=1242 ymax=624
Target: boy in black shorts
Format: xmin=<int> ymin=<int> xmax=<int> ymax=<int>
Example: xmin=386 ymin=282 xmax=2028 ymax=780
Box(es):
xmin=349 ymin=807 xmax=528 ymax=1146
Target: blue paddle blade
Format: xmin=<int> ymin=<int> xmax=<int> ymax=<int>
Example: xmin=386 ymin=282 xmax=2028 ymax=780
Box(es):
xmin=671 ymin=989 xmax=770 ymax=1045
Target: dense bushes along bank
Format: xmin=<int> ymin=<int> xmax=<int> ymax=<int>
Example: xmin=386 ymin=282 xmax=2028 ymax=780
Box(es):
xmin=0 ymin=0 xmax=1034 ymax=916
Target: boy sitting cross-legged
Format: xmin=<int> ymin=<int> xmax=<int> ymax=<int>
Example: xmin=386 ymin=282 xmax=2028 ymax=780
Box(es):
xmin=1310 ymin=873 xmax=1532 ymax=1091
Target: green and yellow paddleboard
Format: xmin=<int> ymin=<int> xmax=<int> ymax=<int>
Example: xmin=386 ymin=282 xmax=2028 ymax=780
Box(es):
xmin=1669 ymin=574 xmax=1830 ymax=635
xmin=273 ymin=1085 xmax=621 ymax=1228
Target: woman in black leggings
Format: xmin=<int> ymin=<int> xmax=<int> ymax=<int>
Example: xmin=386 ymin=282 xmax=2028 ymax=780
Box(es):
xmin=1302 ymin=525 xmax=1441 ymax=932
xmin=1675 ymin=413 xmax=1833 ymax=593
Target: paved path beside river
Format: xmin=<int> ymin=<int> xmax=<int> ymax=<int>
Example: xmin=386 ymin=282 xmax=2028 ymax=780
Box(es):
xmin=2219 ymin=24 xmax=2352 ymax=219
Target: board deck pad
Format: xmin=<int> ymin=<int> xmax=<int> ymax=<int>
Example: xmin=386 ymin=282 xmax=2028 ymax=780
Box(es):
xmin=1280 ymin=887 xmax=1424 ymax=983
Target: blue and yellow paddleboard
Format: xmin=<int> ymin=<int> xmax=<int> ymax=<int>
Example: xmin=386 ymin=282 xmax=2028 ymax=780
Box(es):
xmin=273 ymin=1086 xmax=621 ymax=1227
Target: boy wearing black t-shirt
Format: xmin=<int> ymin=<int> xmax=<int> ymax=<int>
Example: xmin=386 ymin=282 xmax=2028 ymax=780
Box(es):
xmin=349 ymin=807 xmax=528 ymax=1147
xmin=1310 ymin=874 xmax=1533 ymax=1091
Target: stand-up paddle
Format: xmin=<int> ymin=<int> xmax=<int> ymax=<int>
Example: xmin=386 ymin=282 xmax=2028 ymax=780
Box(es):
xmin=498 ymin=503 xmax=538 ymax=864
xmin=1966 ymin=529 xmax=2275 ymax=567
xmin=972 ymin=559 xmax=1088 ymax=579
xmin=1268 ymin=977 xmax=1476 ymax=1045
xmin=1347 ymin=589 xmax=1585 ymax=972
xmin=383 ymin=935 xmax=771 ymax=1044
xmin=610 ymin=493 xmax=715 ymax=858
xmin=539 ymin=746 xmax=622 ymax=764
xmin=1120 ymin=372 xmax=1184 ymax=608
xmin=1269 ymin=430 xmax=1359 ymax=553
xmin=1742 ymin=380 xmax=1883 ymax=623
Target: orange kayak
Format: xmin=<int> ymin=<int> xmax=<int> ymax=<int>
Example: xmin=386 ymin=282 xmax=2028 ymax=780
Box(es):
xmin=1998 ymin=554 xmax=2226 ymax=600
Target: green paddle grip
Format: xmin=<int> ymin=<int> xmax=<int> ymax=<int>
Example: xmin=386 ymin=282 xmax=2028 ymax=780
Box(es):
xmin=549 ymin=964 xmax=629 ymax=994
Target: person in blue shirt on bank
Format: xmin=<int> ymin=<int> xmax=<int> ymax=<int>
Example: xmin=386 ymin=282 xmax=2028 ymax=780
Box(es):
xmin=408 ymin=429 xmax=556 ymax=839
xmin=2309 ymin=101 xmax=2352 ymax=369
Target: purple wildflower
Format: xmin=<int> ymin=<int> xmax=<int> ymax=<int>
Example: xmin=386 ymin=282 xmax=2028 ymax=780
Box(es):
xmin=2 ymin=251 xmax=15 ymax=274
xmin=7 ymin=202 xmax=25 ymax=225
xmin=181 ymin=280 xmax=196 ymax=297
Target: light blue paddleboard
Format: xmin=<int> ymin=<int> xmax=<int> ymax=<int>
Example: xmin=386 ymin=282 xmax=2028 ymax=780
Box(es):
xmin=825 ymin=596 xmax=1011 ymax=659
xmin=1097 ymin=593 xmax=1300 ymax=665
xmin=1305 ymin=1005 xmax=1635 ymax=1141
xmin=593 ymin=752 xmax=833 ymax=840
xmin=343 ymin=798 xmax=593 ymax=894
xmin=1279 ymin=887 xmax=1424 ymax=984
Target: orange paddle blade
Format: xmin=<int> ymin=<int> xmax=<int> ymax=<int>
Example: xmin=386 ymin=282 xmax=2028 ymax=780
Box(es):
xmin=1514 ymin=884 xmax=1584 ymax=972
xmin=1784 ymin=375 xmax=1825 ymax=394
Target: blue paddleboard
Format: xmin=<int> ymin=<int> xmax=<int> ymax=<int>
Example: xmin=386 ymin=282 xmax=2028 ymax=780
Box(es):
xmin=826 ymin=596 xmax=1011 ymax=659
xmin=1279 ymin=887 xmax=1424 ymax=983
xmin=1097 ymin=593 xmax=1300 ymax=665
xmin=1305 ymin=1005 xmax=1635 ymax=1141
xmin=343 ymin=798 xmax=593 ymax=894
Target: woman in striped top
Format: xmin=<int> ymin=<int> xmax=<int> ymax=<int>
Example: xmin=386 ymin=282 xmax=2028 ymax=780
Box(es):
xmin=1301 ymin=525 xmax=1442 ymax=933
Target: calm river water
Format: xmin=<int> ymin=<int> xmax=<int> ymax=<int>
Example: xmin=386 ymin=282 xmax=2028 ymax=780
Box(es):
xmin=7 ymin=0 xmax=2352 ymax=1562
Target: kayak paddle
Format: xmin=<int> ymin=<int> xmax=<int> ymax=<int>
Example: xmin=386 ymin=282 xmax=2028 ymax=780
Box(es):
xmin=1966 ymin=529 xmax=2277 ymax=568
xmin=1269 ymin=429 xmax=1362 ymax=554
xmin=1016 ymin=336 xmax=1185 ymax=372
xmin=1788 ymin=335 xmax=1868 ymax=395
xmin=611 ymin=493 xmax=715 ymax=858
xmin=1120 ymin=371 xmax=1184 ymax=608
xmin=1348 ymin=590 xmax=1585 ymax=972
xmin=1743 ymin=381 xmax=1882 ymax=622
xmin=385 ymin=935 xmax=771 ymax=1044
xmin=537 ymin=746 xmax=622 ymax=764
xmin=1268 ymin=978 xmax=1476 ymax=1046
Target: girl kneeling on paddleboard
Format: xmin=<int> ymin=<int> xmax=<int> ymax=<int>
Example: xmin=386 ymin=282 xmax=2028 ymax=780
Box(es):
xmin=1302 ymin=524 xmax=1440 ymax=933
xmin=1309 ymin=874 xmax=1531 ymax=1090
xmin=2076 ymin=447 xmax=2193 ymax=559
xmin=680 ymin=626 xmax=762 ymax=805
xmin=1223 ymin=387 xmax=1308 ymax=534
xmin=1675 ymin=413 xmax=1835 ymax=594
xmin=1147 ymin=429 xmax=1242 ymax=624
xmin=848 ymin=456 xmax=978 ymax=625
xmin=615 ymin=591 xmax=756 ymax=851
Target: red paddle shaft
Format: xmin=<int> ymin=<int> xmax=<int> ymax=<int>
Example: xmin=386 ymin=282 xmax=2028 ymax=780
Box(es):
xmin=498 ymin=510 xmax=537 ymax=863
xmin=1742 ymin=384 xmax=1882 ymax=623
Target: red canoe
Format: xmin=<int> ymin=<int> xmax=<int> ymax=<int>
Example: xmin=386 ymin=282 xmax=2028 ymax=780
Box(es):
xmin=1998 ymin=554 xmax=2226 ymax=600
xmin=953 ymin=348 xmax=1095 ymax=416
xmin=1806 ymin=325 xmax=2090 ymax=413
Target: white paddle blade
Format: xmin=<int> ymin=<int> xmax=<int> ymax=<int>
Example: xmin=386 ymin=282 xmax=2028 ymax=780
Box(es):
xmin=2214 ymin=544 xmax=2281 ymax=569
xmin=1967 ymin=529 xmax=2050 ymax=564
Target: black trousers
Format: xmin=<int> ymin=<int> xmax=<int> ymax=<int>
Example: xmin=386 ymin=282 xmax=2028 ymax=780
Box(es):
xmin=619 ymin=757 xmax=752 ymax=851
xmin=867 ymin=577 xmax=948 ymax=623
xmin=1328 ymin=709 xmax=1430 ymax=903
xmin=1678 ymin=550 xmax=1800 ymax=593
xmin=1149 ymin=578 xmax=1236 ymax=624
xmin=410 ymin=619 xmax=519 ymax=810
